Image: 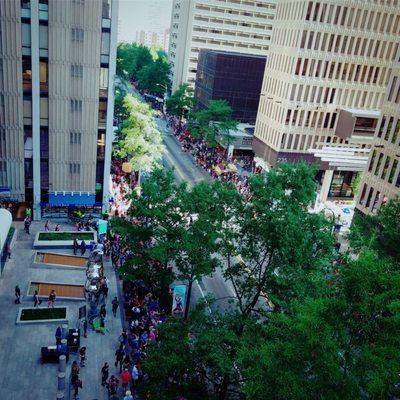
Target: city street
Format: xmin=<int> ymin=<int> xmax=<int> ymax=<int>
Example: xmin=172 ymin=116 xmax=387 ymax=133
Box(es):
xmin=155 ymin=117 xmax=237 ymax=314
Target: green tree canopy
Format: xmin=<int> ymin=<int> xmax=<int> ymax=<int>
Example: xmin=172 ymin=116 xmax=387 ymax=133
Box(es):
xmin=188 ymin=99 xmax=238 ymax=147
xmin=137 ymin=57 xmax=171 ymax=96
xmin=215 ymin=163 xmax=334 ymax=316
xmin=166 ymin=83 xmax=196 ymax=120
xmin=116 ymin=42 xmax=153 ymax=81
xmin=117 ymin=94 xmax=164 ymax=173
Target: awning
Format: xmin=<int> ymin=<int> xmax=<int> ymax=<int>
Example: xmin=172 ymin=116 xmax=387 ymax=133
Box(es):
xmin=49 ymin=192 xmax=95 ymax=206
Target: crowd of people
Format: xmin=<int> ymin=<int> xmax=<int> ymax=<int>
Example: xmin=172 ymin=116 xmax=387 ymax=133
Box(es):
xmin=166 ymin=116 xmax=263 ymax=199
xmin=110 ymin=159 xmax=134 ymax=217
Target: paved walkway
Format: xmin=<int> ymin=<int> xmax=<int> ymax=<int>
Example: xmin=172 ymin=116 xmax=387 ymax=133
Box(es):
xmin=0 ymin=221 xmax=123 ymax=400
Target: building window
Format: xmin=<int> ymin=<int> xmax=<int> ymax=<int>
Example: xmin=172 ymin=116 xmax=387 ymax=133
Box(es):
xmin=71 ymin=65 xmax=83 ymax=78
xmin=377 ymin=116 xmax=386 ymax=138
xmin=388 ymin=159 xmax=398 ymax=184
xmin=70 ymin=132 xmax=82 ymax=144
xmin=71 ymin=28 xmax=84 ymax=42
xmin=40 ymin=61 xmax=48 ymax=94
xmin=69 ymin=163 xmax=80 ymax=174
xmin=70 ymin=99 xmax=82 ymax=111
xmin=381 ymin=156 xmax=390 ymax=180
xmin=0 ymin=160 xmax=7 ymax=186
xmin=22 ymin=58 xmax=32 ymax=92
xmin=374 ymin=153 xmax=384 ymax=176
xmin=368 ymin=149 xmax=377 ymax=172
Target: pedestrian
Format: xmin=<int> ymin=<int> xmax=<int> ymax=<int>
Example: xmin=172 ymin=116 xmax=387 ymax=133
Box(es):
xmin=122 ymin=354 xmax=131 ymax=371
xmin=79 ymin=346 xmax=86 ymax=367
xmin=47 ymin=289 xmax=56 ymax=308
xmin=115 ymin=344 xmax=124 ymax=372
xmin=83 ymin=318 xmax=88 ymax=338
xmin=44 ymin=220 xmax=50 ymax=231
xmin=124 ymin=390 xmax=134 ymax=400
xmin=71 ymin=361 xmax=80 ymax=382
xmin=80 ymin=240 xmax=86 ymax=256
xmin=101 ymin=362 xmax=109 ymax=386
xmin=131 ymin=364 xmax=139 ymax=389
xmin=73 ymin=238 xmax=79 ymax=255
xmin=14 ymin=285 xmax=21 ymax=304
xmin=107 ymin=375 xmax=119 ymax=397
xmin=100 ymin=304 xmax=106 ymax=320
xmin=24 ymin=216 xmax=31 ymax=234
xmin=71 ymin=374 xmax=82 ymax=399
xmin=33 ymin=290 xmax=40 ymax=307
xmin=55 ymin=325 xmax=62 ymax=345
xmin=111 ymin=296 xmax=119 ymax=317
xmin=6 ymin=243 xmax=11 ymax=259
xmin=121 ymin=368 xmax=132 ymax=394
xmin=55 ymin=223 xmax=60 ymax=231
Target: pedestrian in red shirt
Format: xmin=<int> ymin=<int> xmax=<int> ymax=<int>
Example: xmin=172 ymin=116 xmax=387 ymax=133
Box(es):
xmin=121 ymin=368 xmax=132 ymax=394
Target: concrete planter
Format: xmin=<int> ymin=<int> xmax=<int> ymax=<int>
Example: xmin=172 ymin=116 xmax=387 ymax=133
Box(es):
xmin=33 ymin=251 xmax=88 ymax=270
xmin=27 ymin=281 xmax=85 ymax=301
xmin=16 ymin=306 xmax=69 ymax=325
xmin=33 ymin=231 xmax=97 ymax=249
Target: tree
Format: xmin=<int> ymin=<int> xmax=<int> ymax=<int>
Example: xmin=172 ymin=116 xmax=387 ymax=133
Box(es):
xmin=240 ymin=250 xmax=400 ymax=400
xmin=174 ymin=182 xmax=222 ymax=319
xmin=140 ymin=319 xmax=207 ymax=400
xmin=349 ymin=197 xmax=400 ymax=264
xmin=137 ymin=57 xmax=171 ymax=96
xmin=215 ymin=163 xmax=334 ymax=317
xmin=116 ymin=43 xmax=153 ymax=80
xmin=117 ymin=94 xmax=164 ymax=174
xmin=188 ymin=100 xmax=238 ymax=147
xmin=114 ymin=84 xmax=128 ymax=127
xmin=166 ymin=83 xmax=196 ymax=121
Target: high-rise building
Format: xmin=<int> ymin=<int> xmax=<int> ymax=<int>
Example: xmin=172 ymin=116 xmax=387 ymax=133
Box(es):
xmin=356 ymin=45 xmax=400 ymax=215
xmin=168 ymin=0 xmax=276 ymax=92
xmin=135 ymin=29 xmax=170 ymax=53
xmin=0 ymin=0 xmax=118 ymax=220
xmin=253 ymin=1 xmax=400 ymax=201
xmin=195 ymin=49 xmax=266 ymax=123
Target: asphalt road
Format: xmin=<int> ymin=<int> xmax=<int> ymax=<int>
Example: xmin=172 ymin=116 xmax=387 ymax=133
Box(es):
xmin=155 ymin=117 xmax=237 ymax=314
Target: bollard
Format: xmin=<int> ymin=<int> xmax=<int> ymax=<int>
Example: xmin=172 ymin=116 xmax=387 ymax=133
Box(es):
xmin=57 ymin=372 xmax=66 ymax=391
xmin=61 ymin=324 xmax=68 ymax=339
xmin=58 ymin=355 xmax=66 ymax=373
xmin=56 ymin=391 xmax=64 ymax=400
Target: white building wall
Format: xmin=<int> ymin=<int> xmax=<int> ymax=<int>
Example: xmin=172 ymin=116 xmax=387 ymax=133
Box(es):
xmin=168 ymin=0 xmax=276 ymax=92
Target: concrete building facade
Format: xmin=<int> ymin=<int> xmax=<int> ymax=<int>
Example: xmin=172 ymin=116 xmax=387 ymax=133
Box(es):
xmin=168 ymin=0 xmax=276 ymax=92
xmin=135 ymin=29 xmax=170 ymax=53
xmin=356 ymin=45 xmax=400 ymax=215
xmin=253 ymin=0 xmax=400 ymax=200
xmin=0 ymin=0 xmax=118 ymax=219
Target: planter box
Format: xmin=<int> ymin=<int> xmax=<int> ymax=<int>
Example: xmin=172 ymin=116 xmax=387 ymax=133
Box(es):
xmin=33 ymin=251 xmax=88 ymax=270
xmin=33 ymin=231 xmax=96 ymax=249
xmin=16 ymin=307 xmax=68 ymax=324
xmin=27 ymin=281 xmax=85 ymax=301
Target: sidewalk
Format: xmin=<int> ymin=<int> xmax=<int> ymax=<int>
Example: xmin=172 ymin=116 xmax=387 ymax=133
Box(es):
xmin=0 ymin=221 xmax=123 ymax=400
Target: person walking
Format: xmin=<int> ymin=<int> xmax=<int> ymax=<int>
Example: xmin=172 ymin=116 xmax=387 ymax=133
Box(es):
xmin=70 ymin=361 xmax=80 ymax=382
xmin=47 ymin=289 xmax=56 ymax=308
xmin=73 ymin=238 xmax=79 ymax=255
xmin=6 ymin=243 xmax=11 ymax=259
xmin=14 ymin=285 xmax=21 ymax=304
xmin=79 ymin=346 xmax=86 ymax=367
xmin=71 ymin=374 xmax=82 ymax=400
xmin=80 ymin=240 xmax=86 ymax=256
xmin=44 ymin=220 xmax=50 ymax=231
xmin=83 ymin=319 xmax=88 ymax=338
xmin=131 ymin=364 xmax=139 ymax=390
xmin=121 ymin=368 xmax=132 ymax=395
xmin=107 ymin=375 xmax=119 ymax=398
xmin=55 ymin=325 xmax=62 ymax=345
xmin=124 ymin=390 xmax=134 ymax=400
xmin=24 ymin=216 xmax=31 ymax=234
xmin=115 ymin=344 xmax=124 ymax=372
xmin=33 ymin=290 xmax=40 ymax=307
xmin=100 ymin=304 xmax=107 ymax=320
xmin=101 ymin=362 xmax=109 ymax=386
xmin=112 ymin=296 xmax=119 ymax=317
xmin=55 ymin=223 xmax=60 ymax=231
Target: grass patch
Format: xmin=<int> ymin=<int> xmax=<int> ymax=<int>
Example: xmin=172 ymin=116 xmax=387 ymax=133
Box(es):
xmin=38 ymin=232 xmax=94 ymax=241
xmin=20 ymin=307 xmax=67 ymax=321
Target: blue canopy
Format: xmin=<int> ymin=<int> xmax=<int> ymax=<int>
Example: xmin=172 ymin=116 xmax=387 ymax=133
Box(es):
xmin=49 ymin=192 xmax=95 ymax=206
